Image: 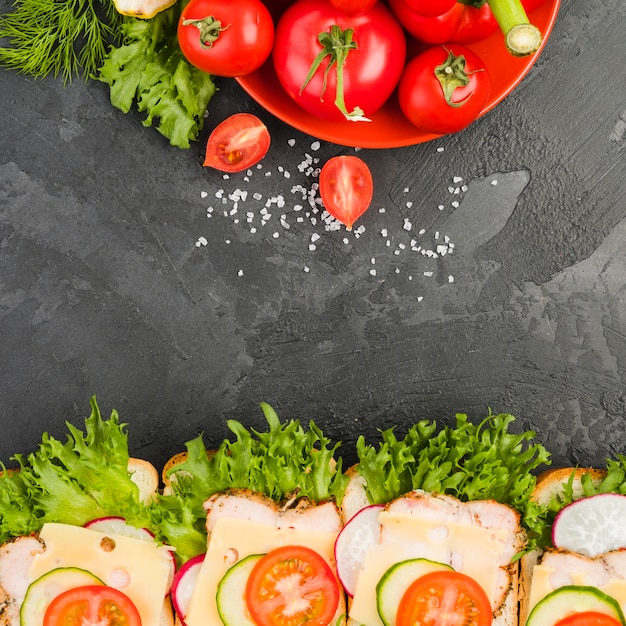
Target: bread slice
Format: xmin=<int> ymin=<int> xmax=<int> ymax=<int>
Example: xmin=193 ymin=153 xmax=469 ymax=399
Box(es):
xmin=128 ymin=457 xmax=160 ymax=503
xmin=341 ymin=470 xmax=523 ymax=626
xmin=519 ymin=467 xmax=607 ymax=625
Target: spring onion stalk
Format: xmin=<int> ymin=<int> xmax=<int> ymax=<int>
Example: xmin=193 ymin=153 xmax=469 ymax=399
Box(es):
xmin=487 ymin=0 xmax=542 ymax=56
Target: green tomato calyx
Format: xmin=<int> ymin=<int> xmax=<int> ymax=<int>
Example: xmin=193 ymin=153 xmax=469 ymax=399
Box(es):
xmin=300 ymin=24 xmax=371 ymax=122
xmin=182 ymin=15 xmax=230 ymax=49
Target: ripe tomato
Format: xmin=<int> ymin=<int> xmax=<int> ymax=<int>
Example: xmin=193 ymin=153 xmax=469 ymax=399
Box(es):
xmin=554 ymin=613 xmax=624 ymax=626
xmin=43 ymin=586 xmax=141 ymax=626
xmin=203 ymin=113 xmax=270 ymax=173
xmin=396 ymin=571 xmax=492 ymax=626
xmin=319 ymin=155 xmax=373 ymax=230
xmin=398 ymin=0 xmax=456 ymax=18
xmin=178 ymin=0 xmax=274 ymax=77
xmin=388 ymin=0 xmax=498 ymax=44
xmin=245 ymin=545 xmax=340 ymax=626
xmin=273 ymin=0 xmax=406 ymax=122
xmin=398 ymin=44 xmax=490 ymax=135
xmin=328 ymin=0 xmax=378 ymax=16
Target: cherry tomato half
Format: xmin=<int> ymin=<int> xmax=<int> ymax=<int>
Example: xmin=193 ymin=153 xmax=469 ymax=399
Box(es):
xmin=396 ymin=570 xmax=493 ymax=626
xmin=245 ymin=545 xmax=340 ymax=626
xmin=554 ymin=612 xmax=624 ymax=626
xmin=319 ymin=155 xmax=373 ymax=230
xmin=43 ymin=586 xmax=141 ymax=626
xmin=203 ymin=113 xmax=270 ymax=173
xmin=398 ymin=44 xmax=490 ymax=135
xmin=178 ymin=0 xmax=274 ymax=77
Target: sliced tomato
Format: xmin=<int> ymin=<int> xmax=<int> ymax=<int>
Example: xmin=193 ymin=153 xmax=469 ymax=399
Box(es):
xmin=319 ymin=155 xmax=373 ymax=230
xmin=396 ymin=570 xmax=492 ymax=626
xmin=203 ymin=113 xmax=270 ymax=173
xmin=554 ymin=613 xmax=624 ymax=626
xmin=245 ymin=545 xmax=340 ymax=626
xmin=43 ymin=586 xmax=142 ymax=626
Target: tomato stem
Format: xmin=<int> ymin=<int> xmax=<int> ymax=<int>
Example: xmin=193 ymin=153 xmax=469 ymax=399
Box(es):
xmin=181 ymin=15 xmax=229 ymax=49
xmin=300 ymin=24 xmax=371 ymax=122
xmin=434 ymin=49 xmax=483 ymax=108
xmin=487 ymin=0 xmax=542 ymax=56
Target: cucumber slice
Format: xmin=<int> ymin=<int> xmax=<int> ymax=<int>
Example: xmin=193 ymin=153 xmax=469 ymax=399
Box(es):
xmin=376 ymin=558 xmax=453 ymax=626
xmin=526 ymin=585 xmax=626 ymax=626
xmin=216 ymin=554 xmax=263 ymax=626
xmin=20 ymin=567 xmax=104 ymax=626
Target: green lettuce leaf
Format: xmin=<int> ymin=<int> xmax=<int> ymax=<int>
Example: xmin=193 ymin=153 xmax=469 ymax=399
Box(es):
xmin=0 ymin=396 xmax=151 ymax=543
xmin=154 ymin=403 xmax=349 ymax=563
xmin=97 ymin=7 xmax=216 ymax=149
xmin=356 ymin=412 xmax=551 ymax=549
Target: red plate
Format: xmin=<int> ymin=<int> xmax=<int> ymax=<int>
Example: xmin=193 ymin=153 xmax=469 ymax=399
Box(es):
xmin=237 ymin=0 xmax=560 ymax=148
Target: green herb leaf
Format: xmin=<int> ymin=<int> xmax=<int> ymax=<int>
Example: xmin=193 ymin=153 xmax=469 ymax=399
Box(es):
xmin=0 ymin=396 xmax=151 ymax=543
xmin=0 ymin=0 xmax=121 ymax=82
xmin=97 ymin=8 xmax=216 ymax=148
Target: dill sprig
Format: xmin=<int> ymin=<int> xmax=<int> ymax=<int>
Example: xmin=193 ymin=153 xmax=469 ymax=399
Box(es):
xmin=0 ymin=0 xmax=123 ymax=82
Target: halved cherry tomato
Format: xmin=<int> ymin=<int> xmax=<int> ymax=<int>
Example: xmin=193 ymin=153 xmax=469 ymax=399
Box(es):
xmin=43 ymin=586 xmax=141 ymax=626
xmin=203 ymin=113 xmax=270 ymax=173
xmin=396 ymin=570 xmax=492 ymax=626
xmin=245 ymin=545 xmax=340 ymax=626
xmin=554 ymin=612 xmax=624 ymax=626
xmin=319 ymin=155 xmax=373 ymax=230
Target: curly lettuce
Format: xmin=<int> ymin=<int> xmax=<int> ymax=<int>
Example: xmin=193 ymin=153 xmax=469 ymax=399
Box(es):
xmin=153 ymin=403 xmax=349 ymax=562
xmin=355 ymin=412 xmax=551 ymax=547
xmin=0 ymin=396 xmax=151 ymax=543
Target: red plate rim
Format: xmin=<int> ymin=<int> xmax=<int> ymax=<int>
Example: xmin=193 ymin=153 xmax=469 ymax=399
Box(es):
xmin=237 ymin=0 xmax=561 ymax=149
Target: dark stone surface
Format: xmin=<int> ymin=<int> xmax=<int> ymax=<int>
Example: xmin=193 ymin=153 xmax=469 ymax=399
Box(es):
xmin=1 ymin=0 xmax=625 ymax=473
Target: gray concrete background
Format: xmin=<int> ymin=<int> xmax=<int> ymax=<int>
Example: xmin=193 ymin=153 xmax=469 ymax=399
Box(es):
xmin=1 ymin=0 xmax=624 ymax=471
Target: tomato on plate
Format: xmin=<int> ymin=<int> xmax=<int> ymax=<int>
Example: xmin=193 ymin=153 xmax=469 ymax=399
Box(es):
xmin=554 ymin=613 xmax=624 ymax=626
xmin=319 ymin=155 xmax=373 ymax=230
xmin=178 ymin=0 xmax=274 ymax=77
xmin=245 ymin=545 xmax=340 ymax=626
xmin=396 ymin=570 xmax=492 ymax=626
xmin=203 ymin=113 xmax=270 ymax=173
xmin=328 ymin=0 xmax=378 ymax=16
xmin=272 ymin=0 xmax=406 ymax=122
xmin=43 ymin=586 xmax=141 ymax=626
xmin=398 ymin=44 xmax=490 ymax=135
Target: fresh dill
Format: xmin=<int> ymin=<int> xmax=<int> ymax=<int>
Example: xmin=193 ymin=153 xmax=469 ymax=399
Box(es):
xmin=0 ymin=0 xmax=123 ymax=82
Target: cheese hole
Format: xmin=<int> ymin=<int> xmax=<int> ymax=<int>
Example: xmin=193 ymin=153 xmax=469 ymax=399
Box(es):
xmin=100 ymin=537 xmax=116 ymax=552
xmin=108 ymin=568 xmax=131 ymax=589
xmin=224 ymin=548 xmax=239 ymax=565
xmin=429 ymin=525 xmax=449 ymax=542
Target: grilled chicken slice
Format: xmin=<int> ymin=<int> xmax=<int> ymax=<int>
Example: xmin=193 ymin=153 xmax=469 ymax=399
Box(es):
xmin=204 ymin=489 xmax=342 ymax=535
xmin=0 ymin=536 xmax=45 ymax=626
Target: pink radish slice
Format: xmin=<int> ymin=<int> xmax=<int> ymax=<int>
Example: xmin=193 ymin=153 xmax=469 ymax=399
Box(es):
xmin=334 ymin=504 xmax=383 ymax=596
xmin=85 ymin=517 xmax=177 ymax=591
xmin=85 ymin=516 xmax=155 ymax=541
xmin=171 ymin=554 xmax=205 ymax=626
xmin=553 ymin=493 xmax=626 ymax=557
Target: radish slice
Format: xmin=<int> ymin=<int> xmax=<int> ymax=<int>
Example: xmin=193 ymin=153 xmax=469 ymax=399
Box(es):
xmin=85 ymin=516 xmax=155 ymax=541
xmin=553 ymin=494 xmax=626 ymax=557
xmin=85 ymin=516 xmax=177 ymax=592
xmin=334 ymin=504 xmax=383 ymax=596
xmin=171 ymin=554 xmax=205 ymax=626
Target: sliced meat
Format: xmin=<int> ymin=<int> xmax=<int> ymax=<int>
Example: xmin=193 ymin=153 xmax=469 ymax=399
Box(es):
xmin=601 ymin=549 xmax=626 ymax=578
xmin=204 ymin=489 xmax=279 ymax=533
xmin=0 ymin=535 xmax=45 ymax=626
xmin=386 ymin=490 xmax=473 ymax=525
xmin=539 ymin=548 xmax=612 ymax=589
xmin=204 ymin=489 xmax=342 ymax=535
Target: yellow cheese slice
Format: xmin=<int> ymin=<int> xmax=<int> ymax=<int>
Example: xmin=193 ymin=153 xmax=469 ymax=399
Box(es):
xmin=528 ymin=563 xmax=626 ymax=613
xmin=185 ymin=517 xmax=340 ymax=626
xmin=349 ymin=510 xmax=509 ymax=626
xmin=28 ymin=523 xmax=172 ymax=626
